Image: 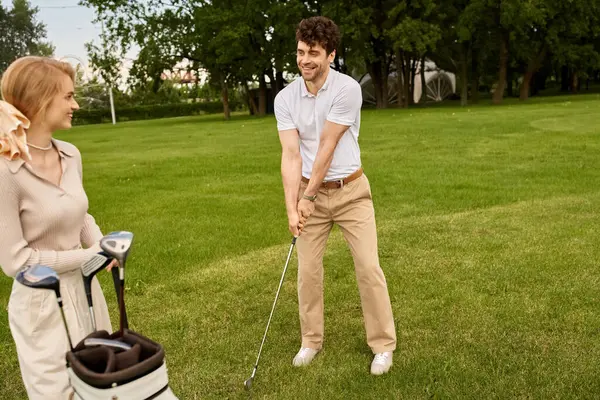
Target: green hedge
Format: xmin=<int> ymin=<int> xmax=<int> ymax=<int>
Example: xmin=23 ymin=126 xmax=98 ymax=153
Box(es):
xmin=73 ymin=101 xmax=242 ymax=125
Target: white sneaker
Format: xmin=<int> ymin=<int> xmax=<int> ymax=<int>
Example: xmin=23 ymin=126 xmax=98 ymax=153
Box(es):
xmin=371 ymin=352 xmax=393 ymax=375
xmin=292 ymin=347 xmax=320 ymax=367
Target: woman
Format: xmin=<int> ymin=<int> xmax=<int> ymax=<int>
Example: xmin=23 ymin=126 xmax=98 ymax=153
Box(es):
xmin=0 ymin=56 xmax=115 ymax=399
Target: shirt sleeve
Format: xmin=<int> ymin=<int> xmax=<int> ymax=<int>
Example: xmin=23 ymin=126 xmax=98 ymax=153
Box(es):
xmin=76 ymin=149 xmax=104 ymax=248
xmin=0 ymin=177 xmax=101 ymax=278
xmin=274 ymin=94 xmax=296 ymax=131
xmin=80 ymin=214 xmax=104 ymax=248
xmin=327 ymin=81 xmax=363 ymax=126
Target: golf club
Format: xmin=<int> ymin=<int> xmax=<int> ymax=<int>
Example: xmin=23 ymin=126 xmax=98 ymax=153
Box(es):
xmin=15 ymin=264 xmax=74 ymax=351
xmin=81 ymin=253 xmax=113 ymax=332
xmin=110 ymin=264 xmax=129 ymax=329
xmin=244 ymin=236 xmax=297 ymax=391
xmin=100 ymin=231 xmax=134 ymax=336
xmin=84 ymin=338 xmax=132 ymax=351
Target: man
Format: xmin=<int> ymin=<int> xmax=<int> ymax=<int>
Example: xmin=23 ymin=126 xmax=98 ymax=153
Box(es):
xmin=274 ymin=16 xmax=397 ymax=375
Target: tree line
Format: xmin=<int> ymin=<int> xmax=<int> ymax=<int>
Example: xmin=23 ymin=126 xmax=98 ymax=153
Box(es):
xmin=4 ymin=1 xmax=600 ymax=120
xmin=81 ymin=0 xmax=600 ymax=118
xmin=0 ymin=0 xmax=53 ymax=75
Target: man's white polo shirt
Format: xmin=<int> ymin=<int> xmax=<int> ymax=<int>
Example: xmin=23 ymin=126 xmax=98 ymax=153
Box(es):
xmin=274 ymin=67 xmax=363 ymax=181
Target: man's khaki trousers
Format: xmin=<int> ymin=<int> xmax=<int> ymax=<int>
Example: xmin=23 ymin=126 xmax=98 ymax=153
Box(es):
xmin=297 ymin=173 xmax=396 ymax=354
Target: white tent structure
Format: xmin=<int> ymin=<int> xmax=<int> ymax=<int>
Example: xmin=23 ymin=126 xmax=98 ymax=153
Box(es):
xmin=359 ymin=59 xmax=456 ymax=105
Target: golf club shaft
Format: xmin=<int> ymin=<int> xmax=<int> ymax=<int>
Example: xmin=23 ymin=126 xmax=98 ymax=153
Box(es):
xmin=119 ymin=282 xmax=126 ymax=335
xmin=111 ymin=267 xmax=128 ymax=334
xmin=251 ymin=237 xmax=296 ymax=372
xmin=57 ymin=299 xmax=74 ymax=351
xmin=89 ymin=306 xmax=97 ymax=332
xmin=84 ymin=281 xmax=97 ymax=332
xmin=120 ymin=264 xmax=128 ymax=330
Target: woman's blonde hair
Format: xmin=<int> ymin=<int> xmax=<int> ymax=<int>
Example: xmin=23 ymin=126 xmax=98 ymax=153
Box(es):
xmin=1 ymin=56 xmax=76 ymax=121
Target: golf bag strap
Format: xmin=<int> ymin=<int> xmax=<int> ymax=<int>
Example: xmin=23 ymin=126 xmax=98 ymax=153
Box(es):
xmin=72 ymin=383 xmax=170 ymax=400
xmin=145 ymin=384 xmax=169 ymax=399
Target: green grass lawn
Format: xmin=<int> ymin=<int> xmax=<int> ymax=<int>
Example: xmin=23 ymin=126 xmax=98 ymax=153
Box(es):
xmin=1 ymin=94 xmax=600 ymax=399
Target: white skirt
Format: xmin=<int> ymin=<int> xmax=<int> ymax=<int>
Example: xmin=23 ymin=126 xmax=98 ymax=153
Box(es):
xmin=8 ymin=268 xmax=112 ymax=400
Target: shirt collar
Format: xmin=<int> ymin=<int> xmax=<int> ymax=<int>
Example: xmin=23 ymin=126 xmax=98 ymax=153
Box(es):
xmin=6 ymin=138 xmax=73 ymax=174
xmin=54 ymin=139 xmax=74 ymax=158
xmin=301 ymin=67 xmax=335 ymax=97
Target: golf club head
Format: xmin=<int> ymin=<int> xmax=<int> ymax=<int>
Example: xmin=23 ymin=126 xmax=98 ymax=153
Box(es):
xmin=81 ymin=253 xmax=114 ymax=332
xmin=100 ymin=231 xmax=133 ymax=271
xmin=244 ymin=378 xmax=252 ymax=391
xmin=84 ymin=338 xmax=132 ymax=351
xmin=15 ymin=265 xmax=60 ymax=295
xmin=81 ymin=253 xmax=113 ymax=279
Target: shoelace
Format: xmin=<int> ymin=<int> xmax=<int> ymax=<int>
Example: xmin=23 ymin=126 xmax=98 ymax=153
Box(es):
xmin=373 ymin=353 xmax=390 ymax=364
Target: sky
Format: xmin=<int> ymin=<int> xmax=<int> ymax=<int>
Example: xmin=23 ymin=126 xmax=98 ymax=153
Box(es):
xmin=4 ymin=1 xmax=100 ymax=65
xmin=3 ymin=0 xmax=136 ymax=81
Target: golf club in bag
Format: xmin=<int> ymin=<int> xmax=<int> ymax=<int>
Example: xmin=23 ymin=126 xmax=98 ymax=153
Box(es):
xmin=81 ymin=253 xmax=113 ymax=332
xmin=244 ymin=236 xmax=297 ymax=391
xmin=66 ymin=231 xmax=179 ymax=399
xmin=100 ymin=231 xmax=134 ymax=336
xmin=16 ymin=264 xmax=128 ymax=356
xmin=67 ymin=328 xmax=178 ymax=400
xmin=81 ymin=251 xmax=129 ymax=333
xmin=15 ymin=265 xmax=74 ymax=351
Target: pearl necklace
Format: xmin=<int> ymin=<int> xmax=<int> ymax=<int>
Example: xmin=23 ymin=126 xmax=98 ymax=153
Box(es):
xmin=27 ymin=142 xmax=53 ymax=151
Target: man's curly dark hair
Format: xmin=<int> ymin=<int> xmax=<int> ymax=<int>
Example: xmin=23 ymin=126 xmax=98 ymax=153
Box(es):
xmin=296 ymin=16 xmax=341 ymax=55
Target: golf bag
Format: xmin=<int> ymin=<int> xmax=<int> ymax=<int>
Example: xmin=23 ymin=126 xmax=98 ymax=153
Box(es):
xmin=67 ymin=329 xmax=178 ymax=399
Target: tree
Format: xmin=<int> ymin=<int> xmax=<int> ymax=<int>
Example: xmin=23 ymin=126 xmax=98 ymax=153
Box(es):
xmin=0 ymin=0 xmax=54 ymax=73
xmin=83 ymin=1 xmax=254 ymax=118
xmin=199 ymin=0 xmax=307 ymax=116
xmin=82 ymin=0 xmax=600 ymax=115
xmin=323 ymin=0 xmax=442 ymax=108
xmin=322 ymin=0 xmax=396 ymax=109
xmin=386 ymin=0 xmax=442 ymax=108
xmin=76 ymin=75 xmax=113 ymax=110
xmin=536 ymin=0 xmax=600 ymax=98
xmin=184 ymin=1 xmax=251 ymax=119
xmin=430 ymin=0 xmax=478 ymax=106
xmin=85 ymin=23 xmax=122 ymax=89
xmin=260 ymin=0 xmax=307 ymax=103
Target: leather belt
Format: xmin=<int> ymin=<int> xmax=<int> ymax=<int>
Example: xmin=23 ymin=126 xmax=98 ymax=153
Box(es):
xmin=301 ymin=168 xmax=363 ymax=189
